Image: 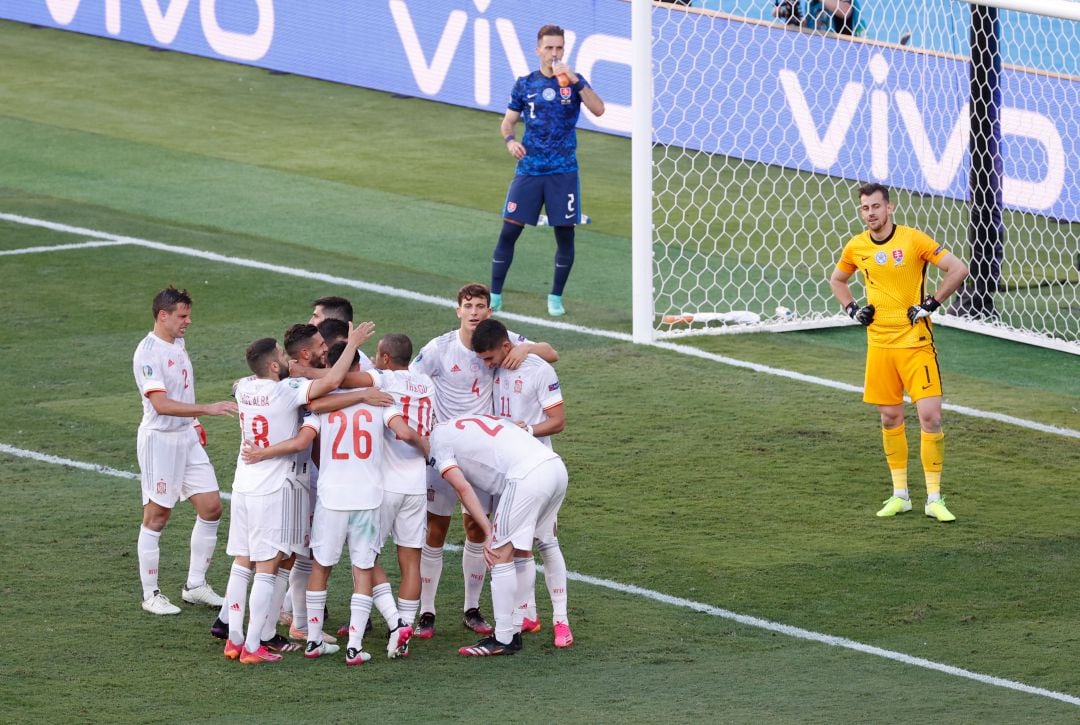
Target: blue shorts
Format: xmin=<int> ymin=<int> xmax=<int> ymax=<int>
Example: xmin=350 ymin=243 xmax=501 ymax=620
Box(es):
xmin=502 ymin=172 xmax=581 ymax=226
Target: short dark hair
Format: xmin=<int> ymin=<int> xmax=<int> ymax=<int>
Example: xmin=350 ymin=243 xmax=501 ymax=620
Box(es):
xmin=283 ymin=323 xmax=320 ymax=358
xmin=317 ymin=318 xmax=349 ymax=347
xmin=378 ymin=333 xmax=413 ymax=366
xmin=537 ymin=24 xmax=564 ymax=43
xmin=471 ymin=319 xmax=510 ymax=354
xmin=152 ymin=286 xmax=191 ymax=318
xmin=858 ymin=182 xmax=890 ymax=203
xmin=457 ymin=283 xmax=490 ymax=306
xmin=312 ymin=295 xmax=353 ymax=322
xmin=245 ymin=337 xmax=279 ymax=375
xmin=326 ymin=340 xmax=355 ymax=368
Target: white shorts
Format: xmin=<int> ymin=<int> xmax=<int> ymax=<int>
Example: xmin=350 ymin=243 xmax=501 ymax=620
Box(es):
xmin=490 ymin=458 xmax=567 ymax=551
xmin=379 ymin=492 xmax=426 ymax=550
xmin=426 ymin=466 xmax=498 ymax=518
xmin=309 ymin=501 xmax=380 ymax=570
xmin=226 ymin=487 xmax=302 ymax=562
xmin=137 ymin=427 xmax=219 ymax=508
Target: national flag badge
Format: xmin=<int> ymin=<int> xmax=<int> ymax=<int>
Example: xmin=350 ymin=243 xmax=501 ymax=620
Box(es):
xmin=560 ymin=87 xmax=572 ymax=99
xmin=892 ymin=249 xmax=905 ymax=265
xmin=507 ymin=202 xmax=517 ymax=212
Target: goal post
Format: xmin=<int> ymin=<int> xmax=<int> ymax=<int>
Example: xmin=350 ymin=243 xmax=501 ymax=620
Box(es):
xmin=632 ymin=0 xmax=1079 ymax=353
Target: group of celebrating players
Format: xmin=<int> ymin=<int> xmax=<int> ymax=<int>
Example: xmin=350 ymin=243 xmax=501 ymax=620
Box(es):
xmin=132 ymin=284 xmax=573 ymax=665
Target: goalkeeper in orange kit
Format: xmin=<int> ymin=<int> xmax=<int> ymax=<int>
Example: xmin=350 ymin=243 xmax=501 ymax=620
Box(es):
xmin=829 ymin=183 xmax=969 ymax=522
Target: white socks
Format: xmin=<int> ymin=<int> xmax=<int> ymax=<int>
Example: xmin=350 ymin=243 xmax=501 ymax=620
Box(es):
xmin=186 ymin=516 xmax=219 ymax=589
xmin=137 ymin=526 xmax=162 ymax=600
xmin=490 ymin=562 xmax=517 ymax=645
xmin=245 ymin=573 xmax=275 ymax=652
xmin=538 ymin=540 xmax=569 ymax=624
xmin=462 ymin=540 xmax=487 ymax=611
xmin=348 ymin=594 xmax=373 ymax=651
xmin=419 ymin=544 xmax=443 ymax=614
xmin=225 ymin=563 xmax=253 ymax=646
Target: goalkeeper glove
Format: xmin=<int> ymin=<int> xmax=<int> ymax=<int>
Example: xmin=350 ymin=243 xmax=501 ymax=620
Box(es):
xmin=845 ymin=301 xmax=875 ymax=326
xmin=907 ymin=295 xmax=940 ymax=325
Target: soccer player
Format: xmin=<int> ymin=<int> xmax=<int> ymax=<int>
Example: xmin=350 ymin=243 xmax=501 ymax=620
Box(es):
xmin=221 ymin=324 xmax=370 ymax=664
xmin=471 ymin=319 xmax=573 ymax=647
xmin=245 ymin=342 xmax=425 ymax=665
xmin=132 ymin=286 xmax=237 ymax=615
xmin=829 ymin=183 xmax=969 ymax=522
xmin=430 ymin=416 xmax=569 ymax=656
xmin=309 ymin=295 xmax=353 ymax=325
xmin=410 ymin=283 xmax=558 ymax=640
xmin=490 ymin=24 xmax=605 ymax=317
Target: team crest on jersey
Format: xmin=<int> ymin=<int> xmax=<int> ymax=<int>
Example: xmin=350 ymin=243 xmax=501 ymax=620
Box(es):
xmin=507 ymin=202 xmax=517 ymax=212
xmin=155 ymin=478 xmax=167 ymax=495
xmin=891 ymin=249 xmax=905 ymax=265
xmin=142 ymin=364 xmax=154 ymax=377
xmin=542 ymin=87 xmax=557 ymax=101
xmin=514 ymin=378 xmax=523 ymax=393
xmin=874 ymin=251 xmax=888 ymax=265
xmin=560 ymin=87 xmax=572 ymax=100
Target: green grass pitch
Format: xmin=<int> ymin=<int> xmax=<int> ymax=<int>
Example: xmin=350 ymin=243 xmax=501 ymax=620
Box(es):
xmin=1 ymin=20 xmax=1079 ymax=723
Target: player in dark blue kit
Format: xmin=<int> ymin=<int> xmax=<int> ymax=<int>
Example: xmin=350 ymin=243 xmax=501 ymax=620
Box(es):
xmin=490 ymin=24 xmax=606 ymax=317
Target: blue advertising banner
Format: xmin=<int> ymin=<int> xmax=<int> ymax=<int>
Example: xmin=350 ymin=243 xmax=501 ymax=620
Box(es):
xmin=2 ymin=0 xmax=1075 ymax=219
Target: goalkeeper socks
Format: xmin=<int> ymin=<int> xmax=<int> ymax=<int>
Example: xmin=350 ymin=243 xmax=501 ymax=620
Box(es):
xmin=921 ymin=429 xmax=945 ymax=497
xmin=881 ymin=424 xmax=908 ymax=493
xmin=491 ymin=221 xmax=524 ymax=294
xmin=551 ymin=225 xmax=575 ymax=296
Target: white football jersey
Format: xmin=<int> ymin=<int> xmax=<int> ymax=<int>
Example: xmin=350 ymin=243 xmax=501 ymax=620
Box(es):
xmin=411 ymin=328 xmax=532 ymax=423
xmin=372 ymin=368 xmax=435 ymax=495
xmin=430 ymin=415 xmax=560 ymax=497
xmin=231 ymin=375 xmax=313 ymax=495
xmin=302 ymin=402 xmax=401 ymax=511
xmin=494 ymin=354 xmax=563 ymax=449
xmin=133 ymin=332 xmax=195 ymax=432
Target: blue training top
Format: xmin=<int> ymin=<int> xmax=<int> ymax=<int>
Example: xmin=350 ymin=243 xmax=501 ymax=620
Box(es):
xmin=507 ymin=70 xmax=589 ymax=177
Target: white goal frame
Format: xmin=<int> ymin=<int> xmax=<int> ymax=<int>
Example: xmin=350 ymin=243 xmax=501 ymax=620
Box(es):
xmin=631 ymin=0 xmax=1079 ymax=354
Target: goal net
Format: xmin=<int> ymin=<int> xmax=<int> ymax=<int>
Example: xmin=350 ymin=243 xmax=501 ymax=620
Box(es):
xmin=641 ymin=0 xmax=1079 ymax=353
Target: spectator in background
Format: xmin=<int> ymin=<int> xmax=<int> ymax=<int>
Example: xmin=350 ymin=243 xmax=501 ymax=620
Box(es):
xmin=773 ymin=0 xmax=804 ymax=26
xmin=805 ymin=0 xmax=859 ymax=36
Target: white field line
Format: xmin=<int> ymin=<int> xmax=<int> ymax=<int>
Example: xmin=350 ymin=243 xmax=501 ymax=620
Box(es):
xmin=2 ymin=211 xmax=1076 ymax=440
xmin=0 ymin=439 xmax=1077 ymax=707
xmin=0 ymin=239 xmax=129 ymax=255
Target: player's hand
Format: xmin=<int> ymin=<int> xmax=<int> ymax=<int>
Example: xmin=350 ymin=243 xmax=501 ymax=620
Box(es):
xmin=501 ymin=344 xmax=529 ymax=370
xmin=483 ymin=542 xmax=499 ymax=569
xmin=907 ymin=295 xmax=940 ymax=325
xmin=240 ymin=440 xmax=263 ymax=465
xmin=357 ymin=389 xmax=394 ymax=407
xmin=204 ymin=400 xmax=238 ymax=417
xmin=348 ymin=321 xmax=375 ymax=347
xmin=506 ymin=138 xmax=525 ymax=160
xmin=552 ymin=59 xmax=577 ymax=84
xmin=845 ymin=301 xmax=875 ymax=326
xmin=193 ymin=421 xmax=207 ymax=447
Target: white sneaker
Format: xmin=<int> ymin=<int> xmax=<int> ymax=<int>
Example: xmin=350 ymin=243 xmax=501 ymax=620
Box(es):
xmin=387 ymin=621 xmax=413 ymax=659
xmin=142 ymin=590 xmax=181 ymax=615
xmin=181 ymin=583 xmax=224 ymax=607
xmin=304 ymin=640 xmax=340 ymax=659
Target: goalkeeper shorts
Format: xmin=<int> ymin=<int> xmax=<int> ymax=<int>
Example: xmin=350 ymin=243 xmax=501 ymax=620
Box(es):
xmin=862 ymin=344 xmax=942 ymax=406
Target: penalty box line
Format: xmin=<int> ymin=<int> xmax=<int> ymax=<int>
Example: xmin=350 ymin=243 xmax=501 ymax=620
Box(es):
xmin=1 ymin=210 xmax=1076 ymax=442
xmin=0 ymin=439 xmax=1078 ymax=708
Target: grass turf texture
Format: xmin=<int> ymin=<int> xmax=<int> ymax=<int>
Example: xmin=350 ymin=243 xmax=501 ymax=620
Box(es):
xmin=1 ymin=19 xmax=1079 ymax=722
